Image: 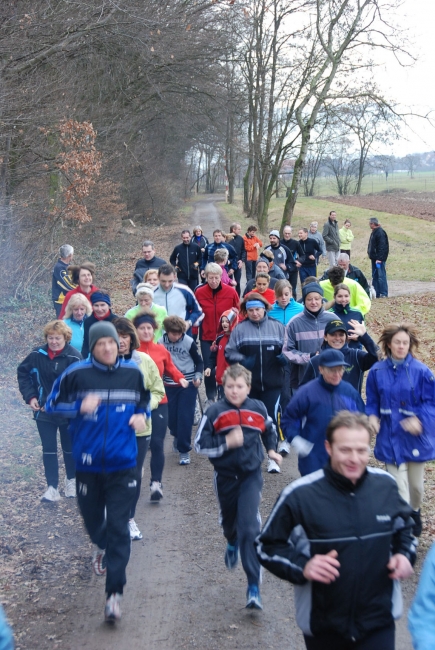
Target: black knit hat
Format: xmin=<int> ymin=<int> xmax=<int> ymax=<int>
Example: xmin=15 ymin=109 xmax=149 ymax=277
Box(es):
xmin=302 ymin=282 xmax=324 ymax=302
xmin=88 ymin=321 xmax=119 ymax=353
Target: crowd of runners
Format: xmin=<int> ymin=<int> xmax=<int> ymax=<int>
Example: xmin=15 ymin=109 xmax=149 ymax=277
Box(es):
xmin=4 ymin=215 xmax=435 ymax=649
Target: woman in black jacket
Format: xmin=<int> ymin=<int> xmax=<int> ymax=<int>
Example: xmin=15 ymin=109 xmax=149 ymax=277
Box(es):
xmin=17 ymin=320 xmax=82 ymax=501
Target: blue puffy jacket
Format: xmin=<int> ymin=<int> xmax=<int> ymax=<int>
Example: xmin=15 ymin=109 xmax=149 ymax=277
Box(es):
xmin=281 ymin=375 xmax=365 ymax=476
xmin=366 ymin=355 xmax=435 ymax=465
xmin=46 ymin=357 xmax=151 ymax=473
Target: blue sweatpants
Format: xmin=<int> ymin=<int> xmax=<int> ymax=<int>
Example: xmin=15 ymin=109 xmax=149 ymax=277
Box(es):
xmin=166 ymin=382 xmax=198 ymax=453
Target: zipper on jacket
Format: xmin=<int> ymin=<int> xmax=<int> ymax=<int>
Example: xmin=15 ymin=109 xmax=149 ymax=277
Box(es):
xmin=102 ymin=387 xmax=110 ymax=471
xmin=258 ymin=321 xmax=264 ymax=391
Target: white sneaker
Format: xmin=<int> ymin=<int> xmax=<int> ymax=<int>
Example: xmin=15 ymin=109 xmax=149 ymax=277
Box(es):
xmin=277 ymin=440 xmax=291 ymax=457
xmin=105 ymin=593 xmax=122 ymax=623
xmin=41 ymin=486 xmax=61 ymax=502
xmin=64 ymin=477 xmax=76 ymax=498
xmin=92 ymin=546 xmax=107 ymax=576
xmin=150 ymin=481 xmax=163 ymax=502
xmin=129 ymin=519 xmax=143 ymax=541
xmin=267 ymin=458 xmax=281 ymax=474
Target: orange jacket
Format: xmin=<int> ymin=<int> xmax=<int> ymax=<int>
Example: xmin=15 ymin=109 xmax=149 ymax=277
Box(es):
xmin=243 ymin=234 xmax=263 ymax=261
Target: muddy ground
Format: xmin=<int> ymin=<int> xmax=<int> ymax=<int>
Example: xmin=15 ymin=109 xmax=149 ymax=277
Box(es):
xmin=1 ymin=195 xmax=434 ymax=650
xmin=324 ymin=190 xmax=435 ymax=222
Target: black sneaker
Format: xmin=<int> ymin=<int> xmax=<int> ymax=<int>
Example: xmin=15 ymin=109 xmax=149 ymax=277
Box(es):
xmin=412 ymin=510 xmax=422 ymax=537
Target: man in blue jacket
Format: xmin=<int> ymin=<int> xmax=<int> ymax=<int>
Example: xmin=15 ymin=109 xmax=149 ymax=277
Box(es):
xmin=281 ymin=349 xmax=365 ymax=476
xmin=46 ymin=321 xmax=151 ymax=624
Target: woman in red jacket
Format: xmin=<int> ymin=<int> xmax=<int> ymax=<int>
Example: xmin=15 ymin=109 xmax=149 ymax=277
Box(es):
xmin=133 ymin=311 xmax=188 ymax=502
xmin=59 ymin=262 xmax=99 ymax=318
xmin=246 ymin=273 xmax=276 ymax=305
xmin=195 ymin=263 xmax=239 ymax=405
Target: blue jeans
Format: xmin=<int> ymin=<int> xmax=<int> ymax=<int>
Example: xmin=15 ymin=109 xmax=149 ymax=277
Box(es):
xmin=371 ymin=260 xmax=388 ymax=297
xmin=299 ymin=265 xmax=317 ymax=284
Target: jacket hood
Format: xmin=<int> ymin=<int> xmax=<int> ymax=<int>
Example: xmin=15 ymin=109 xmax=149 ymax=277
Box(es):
xmin=218 ymin=308 xmax=239 ymax=334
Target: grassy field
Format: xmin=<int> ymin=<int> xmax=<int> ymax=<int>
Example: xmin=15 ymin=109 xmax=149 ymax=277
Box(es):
xmin=219 ymin=191 xmax=435 ymax=282
xmin=291 ymin=171 xmax=435 ymax=196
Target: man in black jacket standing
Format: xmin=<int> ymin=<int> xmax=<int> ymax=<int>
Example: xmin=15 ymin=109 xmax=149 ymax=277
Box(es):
xmin=322 ymin=210 xmax=340 ymax=268
xmin=256 ymin=410 xmax=415 ymax=650
xmin=131 ymin=240 xmax=167 ymax=294
xmin=169 ymin=230 xmax=201 ymax=291
xmin=281 ymin=225 xmax=299 ymax=300
xmin=228 ymin=223 xmax=246 ymax=296
xmin=367 ymin=217 xmax=389 ymax=298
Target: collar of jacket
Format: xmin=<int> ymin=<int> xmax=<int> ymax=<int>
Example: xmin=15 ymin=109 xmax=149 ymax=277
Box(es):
xmin=333 ymin=303 xmax=348 ymax=314
xmin=91 ymin=356 xmax=120 ymax=372
xmin=385 ymin=353 xmax=412 ymax=369
xmin=303 ymin=306 xmax=325 ymax=319
xmin=248 ymin=314 xmax=268 ymax=326
xmin=38 ymin=344 xmax=69 ymax=358
xmin=324 ymin=462 xmax=368 ymax=493
xmin=318 ymin=375 xmax=341 ymax=392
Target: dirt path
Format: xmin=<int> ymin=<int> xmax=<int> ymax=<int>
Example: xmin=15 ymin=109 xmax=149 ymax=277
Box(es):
xmin=388 ymin=280 xmax=435 ymax=297
xmin=1 ymin=195 xmax=422 ymax=649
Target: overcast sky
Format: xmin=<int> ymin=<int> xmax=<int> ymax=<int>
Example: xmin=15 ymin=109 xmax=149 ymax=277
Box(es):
xmin=374 ymin=0 xmax=435 ymax=156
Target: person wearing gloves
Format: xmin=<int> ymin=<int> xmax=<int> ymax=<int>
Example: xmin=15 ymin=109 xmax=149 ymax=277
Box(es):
xmin=225 ymin=293 xmax=285 ymax=473
xmin=281 ymin=349 xmax=365 ymax=476
xmin=81 ymin=291 xmax=119 ymax=359
xmin=283 ymin=282 xmax=336 ymax=390
xmin=195 ymin=364 xmax=281 ymax=611
xmin=366 ymin=323 xmax=435 ymax=538
xmin=17 ymin=320 xmax=82 ymax=501
xmin=300 ymin=318 xmax=379 ymax=394
xmin=124 ymin=283 xmax=167 ymax=342
xmin=45 ymin=321 xmax=151 ymax=623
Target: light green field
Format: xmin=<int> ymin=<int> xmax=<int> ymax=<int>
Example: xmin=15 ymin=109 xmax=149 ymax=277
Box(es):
xmin=218 ymin=190 xmax=435 ymax=282
xmin=301 ymin=171 xmax=435 ymax=196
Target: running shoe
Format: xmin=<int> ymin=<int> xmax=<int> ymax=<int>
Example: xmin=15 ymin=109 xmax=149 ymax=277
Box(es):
xmin=225 ymin=541 xmax=239 ymax=570
xmin=41 ymin=486 xmax=61 ymax=502
xmin=64 ymin=477 xmax=76 ymax=498
xmin=172 ymin=437 xmax=178 ymax=453
xmin=179 ymin=452 xmax=191 ymax=465
xmin=246 ymin=584 xmax=263 ymax=610
xmin=277 ymin=440 xmax=291 ymax=457
xmin=150 ymin=481 xmax=163 ymax=502
xmin=92 ymin=546 xmax=107 ymax=576
xmin=129 ymin=519 xmax=143 ymax=541
xmin=267 ymin=458 xmax=281 ymax=474
xmin=105 ymin=593 xmax=122 ymax=623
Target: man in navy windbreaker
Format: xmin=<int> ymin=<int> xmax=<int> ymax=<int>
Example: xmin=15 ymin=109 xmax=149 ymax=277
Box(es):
xmin=281 ymin=349 xmax=365 ymax=476
xmin=46 ymin=321 xmax=151 ymax=623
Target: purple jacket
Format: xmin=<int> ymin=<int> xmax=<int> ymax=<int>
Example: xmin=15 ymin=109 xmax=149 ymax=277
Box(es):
xmin=366 ymin=354 xmax=435 ymax=465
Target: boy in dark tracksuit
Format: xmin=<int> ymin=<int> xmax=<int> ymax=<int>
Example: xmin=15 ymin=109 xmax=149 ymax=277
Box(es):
xmin=194 ymin=364 xmax=281 ymax=610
